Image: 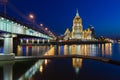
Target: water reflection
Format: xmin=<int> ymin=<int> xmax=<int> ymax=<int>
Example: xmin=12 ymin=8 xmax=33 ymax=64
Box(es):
xmin=64 ymin=44 xmax=94 ymax=55
xmin=0 ymin=47 xmax=4 ymax=53
xmin=18 ymin=59 xmax=51 ymax=80
xmin=18 ymin=60 xmax=44 ymax=80
xmin=105 ymin=43 xmax=112 ymax=56
xmin=18 ymin=47 xmax=53 ymax=80
xmin=17 ymin=45 xmax=52 ymax=56
xmin=39 ymin=65 xmax=43 ymax=73
xmin=72 ymin=58 xmax=82 ymax=74
xmin=57 ymin=43 xmax=112 ymax=58
xmin=14 ymin=43 xmax=120 ymax=80
xmin=17 ymin=43 xmax=113 ymax=58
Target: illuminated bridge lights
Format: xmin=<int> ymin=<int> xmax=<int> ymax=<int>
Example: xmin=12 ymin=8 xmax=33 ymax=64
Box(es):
xmin=0 ymin=16 xmax=53 ymax=39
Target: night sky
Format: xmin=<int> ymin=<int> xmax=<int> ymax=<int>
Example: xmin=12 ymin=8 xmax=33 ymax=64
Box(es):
xmin=0 ymin=0 xmax=120 ymax=38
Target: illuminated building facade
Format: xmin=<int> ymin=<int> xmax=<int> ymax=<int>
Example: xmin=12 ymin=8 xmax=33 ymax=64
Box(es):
xmin=64 ymin=10 xmax=92 ymax=40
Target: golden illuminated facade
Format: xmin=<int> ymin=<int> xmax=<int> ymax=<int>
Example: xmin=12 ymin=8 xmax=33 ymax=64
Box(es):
xmin=64 ymin=10 xmax=92 ymax=40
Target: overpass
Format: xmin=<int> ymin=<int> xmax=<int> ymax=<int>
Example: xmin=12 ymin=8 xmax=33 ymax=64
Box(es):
xmin=0 ymin=14 xmax=56 ymax=54
xmin=0 ymin=14 xmax=54 ymax=39
xmin=0 ymin=14 xmax=56 ymax=80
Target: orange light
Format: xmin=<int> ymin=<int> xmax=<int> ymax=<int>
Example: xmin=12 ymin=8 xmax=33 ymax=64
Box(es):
xmin=29 ymin=14 xmax=34 ymax=19
xmin=45 ymin=28 xmax=48 ymax=30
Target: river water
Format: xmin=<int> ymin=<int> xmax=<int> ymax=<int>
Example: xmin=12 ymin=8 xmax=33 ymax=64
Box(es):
xmin=0 ymin=43 xmax=120 ymax=80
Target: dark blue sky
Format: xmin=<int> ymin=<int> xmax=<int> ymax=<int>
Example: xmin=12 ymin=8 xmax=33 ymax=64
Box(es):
xmin=0 ymin=0 xmax=120 ymax=38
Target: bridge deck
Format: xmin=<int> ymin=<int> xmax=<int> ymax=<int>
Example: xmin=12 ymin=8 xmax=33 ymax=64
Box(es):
xmin=0 ymin=14 xmax=52 ymax=39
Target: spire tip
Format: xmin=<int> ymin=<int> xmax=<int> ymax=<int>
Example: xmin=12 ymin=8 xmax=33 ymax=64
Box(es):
xmin=76 ymin=8 xmax=79 ymax=16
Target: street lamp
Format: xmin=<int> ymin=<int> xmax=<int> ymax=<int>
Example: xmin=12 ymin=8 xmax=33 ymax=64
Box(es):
xmin=3 ymin=0 xmax=8 ymax=16
xmin=40 ymin=23 xmax=43 ymax=27
xmin=45 ymin=27 xmax=48 ymax=31
xmin=29 ymin=14 xmax=35 ymax=23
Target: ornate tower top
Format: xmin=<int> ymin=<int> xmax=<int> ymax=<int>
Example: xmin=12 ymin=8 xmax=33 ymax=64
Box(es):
xmin=76 ymin=9 xmax=79 ymax=16
xmin=73 ymin=9 xmax=81 ymax=23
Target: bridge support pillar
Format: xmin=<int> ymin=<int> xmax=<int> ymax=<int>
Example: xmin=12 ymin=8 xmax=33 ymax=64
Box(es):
xmin=37 ymin=39 xmax=39 ymax=44
xmin=32 ymin=38 xmax=34 ymax=44
xmin=48 ymin=39 xmax=50 ymax=43
xmin=20 ymin=39 xmax=23 ymax=44
xmin=42 ymin=39 xmax=45 ymax=44
xmin=3 ymin=34 xmax=17 ymax=54
xmin=1 ymin=34 xmax=16 ymax=80
xmin=26 ymin=39 xmax=29 ymax=44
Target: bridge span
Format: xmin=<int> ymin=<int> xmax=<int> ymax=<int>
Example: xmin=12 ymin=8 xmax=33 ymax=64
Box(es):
xmin=0 ymin=14 xmax=56 ymax=54
xmin=0 ymin=14 xmax=54 ymax=39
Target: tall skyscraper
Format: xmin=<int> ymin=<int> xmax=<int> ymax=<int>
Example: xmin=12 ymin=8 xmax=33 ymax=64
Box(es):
xmin=64 ymin=9 xmax=92 ymax=40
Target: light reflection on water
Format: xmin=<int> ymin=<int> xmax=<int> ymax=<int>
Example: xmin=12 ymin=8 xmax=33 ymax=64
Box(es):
xmin=17 ymin=45 xmax=53 ymax=56
xmin=55 ymin=43 xmax=112 ymax=58
xmin=0 ymin=43 xmax=115 ymax=60
xmin=1 ymin=43 xmax=120 ymax=80
xmin=0 ymin=47 xmax=4 ymax=53
xmin=17 ymin=43 xmax=114 ymax=80
xmin=18 ymin=53 xmax=51 ymax=80
xmin=0 ymin=43 xmax=113 ymax=58
xmin=72 ymin=58 xmax=83 ymax=74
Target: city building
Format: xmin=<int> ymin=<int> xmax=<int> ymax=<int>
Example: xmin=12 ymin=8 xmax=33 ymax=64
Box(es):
xmin=64 ymin=10 xmax=94 ymax=40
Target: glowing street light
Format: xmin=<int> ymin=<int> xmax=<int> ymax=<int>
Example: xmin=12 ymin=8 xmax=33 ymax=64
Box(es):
xmin=45 ymin=28 xmax=48 ymax=31
xmin=29 ymin=14 xmax=34 ymax=19
xmin=40 ymin=23 xmax=43 ymax=27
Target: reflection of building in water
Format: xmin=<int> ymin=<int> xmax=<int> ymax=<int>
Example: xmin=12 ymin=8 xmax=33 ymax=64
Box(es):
xmin=64 ymin=45 xmax=68 ymax=55
xmin=64 ymin=45 xmax=72 ymax=55
xmin=101 ymin=43 xmax=112 ymax=56
xmin=71 ymin=45 xmax=77 ymax=54
xmin=72 ymin=58 xmax=82 ymax=74
xmin=64 ymin=44 xmax=97 ymax=56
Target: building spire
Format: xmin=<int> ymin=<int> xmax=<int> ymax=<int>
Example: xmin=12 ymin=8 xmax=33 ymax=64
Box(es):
xmin=76 ymin=8 xmax=79 ymax=16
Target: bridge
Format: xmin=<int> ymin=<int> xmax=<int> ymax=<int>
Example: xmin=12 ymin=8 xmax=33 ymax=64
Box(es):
xmin=0 ymin=14 xmax=56 ymax=53
xmin=0 ymin=14 xmax=54 ymax=39
xmin=0 ymin=14 xmax=56 ymax=80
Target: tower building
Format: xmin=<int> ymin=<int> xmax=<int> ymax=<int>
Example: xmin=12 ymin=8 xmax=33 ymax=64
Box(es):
xmin=64 ymin=9 xmax=92 ymax=40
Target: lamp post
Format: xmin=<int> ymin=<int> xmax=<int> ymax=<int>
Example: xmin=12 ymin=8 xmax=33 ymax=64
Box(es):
xmin=3 ymin=0 xmax=8 ymax=16
xmin=29 ymin=14 xmax=35 ymax=23
xmin=29 ymin=14 xmax=35 ymax=37
xmin=29 ymin=14 xmax=35 ymax=27
xmin=40 ymin=23 xmax=43 ymax=27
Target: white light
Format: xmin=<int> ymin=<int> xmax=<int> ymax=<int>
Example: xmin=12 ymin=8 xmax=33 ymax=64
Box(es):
xmin=1 ymin=17 xmax=4 ymax=20
xmin=40 ymin=24 xmax=43 ymax=26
